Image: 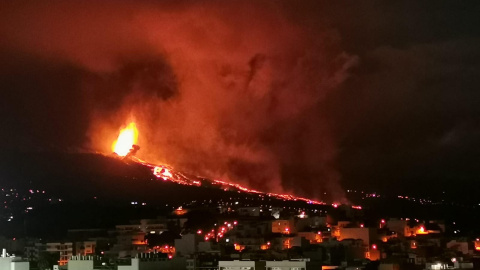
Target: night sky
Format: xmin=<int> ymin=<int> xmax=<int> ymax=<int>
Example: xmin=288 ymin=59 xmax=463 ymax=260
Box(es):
xmin=0 ymin=0 xmax=479 ymax=201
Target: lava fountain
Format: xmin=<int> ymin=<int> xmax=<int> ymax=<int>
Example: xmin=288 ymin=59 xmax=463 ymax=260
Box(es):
xmin=112 ymin=122 xmax=138 ymax=157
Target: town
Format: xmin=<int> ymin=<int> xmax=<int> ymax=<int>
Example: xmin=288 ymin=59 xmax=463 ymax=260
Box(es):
xmin=1 ymin=188 xmax=479 ymax=270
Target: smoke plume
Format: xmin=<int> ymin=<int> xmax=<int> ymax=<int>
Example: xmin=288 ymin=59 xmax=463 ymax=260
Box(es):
xmin=0 ymin=0 xmax=357 ymax=202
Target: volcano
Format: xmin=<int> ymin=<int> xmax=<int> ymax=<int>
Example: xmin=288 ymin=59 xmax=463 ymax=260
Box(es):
xmin=0 ymin=149 xmax=334 ymax=239
xmin=0 ymin=149 xmax=327 ymax=207
xmin=103 ymin=122 xmax=326 ymax=205
xmin=0 ymin=123 xmax=333 ymax=238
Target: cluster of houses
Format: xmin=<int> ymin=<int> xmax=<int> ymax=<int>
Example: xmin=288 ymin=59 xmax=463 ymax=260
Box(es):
xmin=2 ymin=205 xmax=480 ymax=269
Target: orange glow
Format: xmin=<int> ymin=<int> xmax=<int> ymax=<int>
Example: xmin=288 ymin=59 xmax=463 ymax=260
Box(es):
xmin=132 ymin=240 xmax=147 ymax=245
xmin=213 ymin=179 xmax=325 ymax=205
xmin=283 ymin=238 xmax=292 ymax=249
xmin=174 ymin=206 xmax=187 ymax=215
xmin=416 ymin=226 xmax=428 ymax=235
xmin=234 ymin=244 xmax=245 ymax=251
xmin=154 ymin=245 xmax=175 ymax=254
xmin=112 ymin=122 xmax=138 ymax=156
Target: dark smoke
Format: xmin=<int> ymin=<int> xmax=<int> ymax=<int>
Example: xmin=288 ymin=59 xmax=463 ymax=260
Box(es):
xmin=0 ymin=0 xmax=357 ymax=202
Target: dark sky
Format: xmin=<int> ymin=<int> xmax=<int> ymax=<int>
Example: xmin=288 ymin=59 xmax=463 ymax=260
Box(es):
xmin=0 ymin=0 xmax=479 ymax=201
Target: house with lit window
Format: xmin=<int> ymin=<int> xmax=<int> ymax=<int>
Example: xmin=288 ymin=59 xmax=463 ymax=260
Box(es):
xmin=272 ymin=220 xmax=295 ymax=234
xmin=337 ymin=227 xmax=377 ymax=246
xmin=46 ymin=242 xmax=73 ymax=266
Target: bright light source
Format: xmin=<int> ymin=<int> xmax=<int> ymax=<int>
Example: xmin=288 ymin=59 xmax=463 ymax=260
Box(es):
xmin=112 ymin=122 xmax=138 ymax=156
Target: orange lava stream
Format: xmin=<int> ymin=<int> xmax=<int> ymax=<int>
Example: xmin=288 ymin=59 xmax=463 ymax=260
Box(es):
xmin=111 ymin=122 xmax=332 ymax=206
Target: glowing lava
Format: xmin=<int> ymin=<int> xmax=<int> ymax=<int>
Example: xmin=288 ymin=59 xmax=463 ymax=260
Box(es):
xmin=416 ymin=225 xmax=428 ymax=235
xmin=112 ymin=122 xmax=138 ymax=156
xmin=109 ymin=120 xmax=340 ymax=207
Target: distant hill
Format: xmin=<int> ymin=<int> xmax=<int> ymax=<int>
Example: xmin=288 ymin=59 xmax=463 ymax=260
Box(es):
xmin=0 ymin=150 xmax=245 ymax=203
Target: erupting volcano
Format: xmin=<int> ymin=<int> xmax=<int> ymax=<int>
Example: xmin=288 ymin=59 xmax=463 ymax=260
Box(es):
xmin=110 ymin=122 xmax=329 ymax=205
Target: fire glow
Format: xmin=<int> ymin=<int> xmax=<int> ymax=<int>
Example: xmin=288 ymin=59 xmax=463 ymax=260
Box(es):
xmin=111 ymin=122 xmax=336 ymax=206
xmin=112 ymin=122 xmax=138 ymax=157
xmin=416 ymin=225 xmax=428 ymax=235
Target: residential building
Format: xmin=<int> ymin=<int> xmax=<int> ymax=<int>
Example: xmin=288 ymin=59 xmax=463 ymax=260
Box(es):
xmin=117 ymin=253 xmax=186 ymax=270
xmin=272 ymin=220 xmax=294 ymax=234
xmin=266 ymin=259 xmax=321 ymax=270
xmin=46 ymin=242 xmax=73 ymax=266
xmin=0 ymin=249 xmax=29 ymax=270
xmin=219 ymin=260 xmax=266 ymax=270
xmin=337 ymin=227 xmax=377 ymax=246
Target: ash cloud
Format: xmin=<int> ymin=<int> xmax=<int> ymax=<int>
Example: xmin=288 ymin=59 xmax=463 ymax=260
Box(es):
xmin=0 ymin=1 xmax=357 ymax=201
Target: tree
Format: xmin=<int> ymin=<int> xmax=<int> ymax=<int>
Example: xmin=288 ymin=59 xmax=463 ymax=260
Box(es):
xmin=36 ymin=251 xmax=59 ymax=270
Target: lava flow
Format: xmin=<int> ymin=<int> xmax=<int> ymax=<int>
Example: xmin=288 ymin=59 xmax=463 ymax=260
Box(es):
xmin=111 ymin=122 xmax=328 ymax=205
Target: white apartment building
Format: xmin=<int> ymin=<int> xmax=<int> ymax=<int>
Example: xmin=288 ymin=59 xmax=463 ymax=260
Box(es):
xmin=0 ymin=249 xmax=29 ymax=270
xmin=219 ymin=260 xmax=266 ymax=270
